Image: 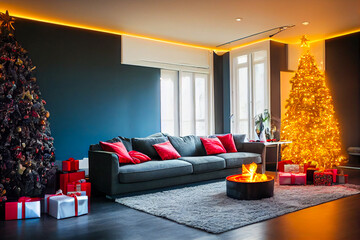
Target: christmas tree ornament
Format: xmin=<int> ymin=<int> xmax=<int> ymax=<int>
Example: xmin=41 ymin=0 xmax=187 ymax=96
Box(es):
xmin=0 ymin=11 xmax=56 ymax=200
xmin=45 ymin=111 xmax=50 ymax=118
xmin=281 ymin=36 xmax=346 ymax=169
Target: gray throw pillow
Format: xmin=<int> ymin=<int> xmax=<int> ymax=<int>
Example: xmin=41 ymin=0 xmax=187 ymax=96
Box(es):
xmin=132 ymin=137 xmax=168 ymax=159
xmin=168 ymin=135 xmax=206 ymax=157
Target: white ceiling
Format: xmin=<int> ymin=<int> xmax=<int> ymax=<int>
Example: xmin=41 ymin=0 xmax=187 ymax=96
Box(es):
xmin=1 ymin=0 xmax=359 ymax=49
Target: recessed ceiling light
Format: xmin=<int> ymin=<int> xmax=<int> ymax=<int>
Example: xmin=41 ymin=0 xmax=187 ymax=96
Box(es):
xmin=235 ymin=18 xmax=242 ymax=22
xmin=302 ymin=21 xmax=310 ymax=26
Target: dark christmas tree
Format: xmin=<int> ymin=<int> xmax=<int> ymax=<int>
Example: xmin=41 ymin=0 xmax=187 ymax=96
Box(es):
xmin=0 ymin=11 xmax=56 ymax=201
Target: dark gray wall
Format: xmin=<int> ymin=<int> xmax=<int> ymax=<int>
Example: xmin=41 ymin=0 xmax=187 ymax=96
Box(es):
xmin=14 ymin=19 xmax=161 ymax=160
xmin=325 ymin=32 xmax=360 ymax=150
xmin=213 ymin=52 xmax=230 ymax=133
xmin=270 ymin=41 xmax=287 ymax=138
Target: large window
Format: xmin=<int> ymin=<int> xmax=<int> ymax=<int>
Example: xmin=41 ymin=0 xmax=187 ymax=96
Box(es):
xmin=231 ymin=48 xmax=269 ymax=139
xmin=161 ymin=70 xmax=210 ymax=136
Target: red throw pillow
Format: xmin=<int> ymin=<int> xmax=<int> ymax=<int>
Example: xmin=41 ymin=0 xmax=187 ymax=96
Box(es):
xmin=200 ymin=137 xmax=226 ymax=155
xmin=129 ymin=150 xmax=151 ymax=164
xmin=153 ymin=141 xmax=181 ymax=160
xmin=217 ymin=134 xmax=237 ymax=153
xmin=99 ymin=141 xmax=134 ymax=164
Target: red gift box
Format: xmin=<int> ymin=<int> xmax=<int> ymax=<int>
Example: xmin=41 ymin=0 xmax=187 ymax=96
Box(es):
xmin=59 ymin=171 xmax=85 ymax=193
xmin=324 ymin=169 xmax=338 ymax=183
xmin=314 ymin=171 xmax=333 ymax=186
xmin=62 ymin=158 xmax=79 ymax=172
xmin=279 ymin=172 xmax=306 ymax=185
xmin=5 ymin=197 xmax=41 ymax=220
xmin=67 ymin=181 xmax=91 ymax=197
xmin=278 ymin=160 xmax=293 ymax=172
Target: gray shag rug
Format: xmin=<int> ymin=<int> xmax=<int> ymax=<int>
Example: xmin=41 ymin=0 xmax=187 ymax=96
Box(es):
xmin=116 ymin=181 xmax=360 ymax=233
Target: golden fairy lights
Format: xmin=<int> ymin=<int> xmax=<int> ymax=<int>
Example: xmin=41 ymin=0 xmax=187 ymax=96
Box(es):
xmin=281 ymin=45 xmax=346 ymax=168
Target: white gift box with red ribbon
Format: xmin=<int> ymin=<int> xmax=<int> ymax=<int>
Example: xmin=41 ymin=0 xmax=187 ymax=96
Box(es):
xmin=48 ymin=193 xmax=88 ymax=219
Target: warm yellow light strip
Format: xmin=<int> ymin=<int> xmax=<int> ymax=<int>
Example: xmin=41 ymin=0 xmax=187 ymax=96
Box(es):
xmin=4 ymin=11 xmax=360 ymax=52
xmin=6 ymin=12 xmax=220 ymax=51
xmin=309 ymin=28 xmax=360 ymax=43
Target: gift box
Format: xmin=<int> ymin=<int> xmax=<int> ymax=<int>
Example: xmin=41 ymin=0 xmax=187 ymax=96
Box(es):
xmin=59 ymin=170 xmax=85 ymax=193
xmin=278 ymin=160 xmax=293 ymax=172
xmin=48 ymin=193 xmax=88 ymax=219
xmin=324 ymin=169 xmax=338 ymax=183
xmin=314 ymin=171 xmax=333 ymax=186
xmin=306 ymin=168 xmax=319 ymax=183
xmin=62 ymin=158 xmax=79 ymax=172
xmin=284 ymin=164 xmax=300 ymax=173
xmin=336 ymin=174 xmax=348 ymax=184
xmin=43 ymin=190 xmax=64 ymax=213
xmin=5 ymin=197 xmax=41 ymax=220
xmin=279 ymin=172 xmax=306 ymax=185
xmin=279 ymin=172 xmax=292 ymax=185
xmin=67 ymin=181 xmax=91 ymax=197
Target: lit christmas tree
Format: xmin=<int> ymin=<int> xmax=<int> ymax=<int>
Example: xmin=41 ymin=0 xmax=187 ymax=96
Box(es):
xmin=0 ymin=11 xmax=56 ymax=201
xmin=281 ymin=36 xmax=346 ymax=169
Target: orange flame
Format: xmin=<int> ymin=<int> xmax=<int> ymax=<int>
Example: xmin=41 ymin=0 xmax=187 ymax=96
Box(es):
xmin=228 ymin=162 xmax=268 ymax=182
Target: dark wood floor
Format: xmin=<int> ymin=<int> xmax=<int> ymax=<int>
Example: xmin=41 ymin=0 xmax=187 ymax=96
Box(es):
xmin=1 ymin=176 xmax=360 ymax=240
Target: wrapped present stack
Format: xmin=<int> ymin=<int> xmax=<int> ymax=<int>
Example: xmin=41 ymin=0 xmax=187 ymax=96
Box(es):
xmin=2 ymin=157 xmax=91 ymax=220
xmin=59 ymin=158 xmax=91 ymax=198
xmin=278 ymin=161 xmax=306 ymax=185
xmin=278 ymin=160 xmax=349 ymax=186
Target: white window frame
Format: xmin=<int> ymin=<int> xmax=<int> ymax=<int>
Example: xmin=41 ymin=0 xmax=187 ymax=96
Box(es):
xmin=230 ymin=41 xmax=271 ymax=139
xmin=161 ymin=70 xmax=212 ymax=136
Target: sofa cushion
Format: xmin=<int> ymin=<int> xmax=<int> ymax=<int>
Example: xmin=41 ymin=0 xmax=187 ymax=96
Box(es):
xmin=100 ymin=141 xmax=134 ymax=164
xmin=153 ymin=141 xmax=181 ymax=160
xmin=217 ymin=134 xmax=237 ymax=153
xmin=132 ymin=137 xmax=168 ymax=159
xmin=178 ymin=156 xmax=225 ymax=173
xmin=118 ymin=136 xmax=133 ymax=151
xmin=232 ymin=134 xmax=247 ymax=151
xmin=200 ymin=137 xmax=227 ymax=155
xmin=90 ymin=137 xmax=133 ymax=152
xmin=217 ymin=152 xmax=261 ymax=169
xmin=118 ymin=160 xmax=193 ymax=183
xmin=168 ymin=135 xmax=206 ymax=157
xmin=128 ymin=150 xmax=151 ymax=163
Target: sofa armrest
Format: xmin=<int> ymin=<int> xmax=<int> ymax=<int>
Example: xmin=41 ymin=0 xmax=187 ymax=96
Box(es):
xmin=88 ymin=150 xmax=119 ymax=196
xmin=238 ymin=142 xmax=266 ymax=173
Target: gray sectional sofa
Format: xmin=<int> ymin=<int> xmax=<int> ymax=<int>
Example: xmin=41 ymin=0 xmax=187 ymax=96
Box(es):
xmin=89 ymin=133 xmax=266 ymax=198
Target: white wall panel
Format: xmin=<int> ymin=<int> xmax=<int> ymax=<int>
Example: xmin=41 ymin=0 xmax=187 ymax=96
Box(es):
xmin=121 ymin=36 xmax=212 ymax=73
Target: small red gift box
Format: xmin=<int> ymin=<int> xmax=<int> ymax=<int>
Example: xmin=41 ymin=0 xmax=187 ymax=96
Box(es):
xmin=59 ymin=170 xmax=85 ymax=194
xmin=5 ymin=197 xmax=41 ymax=220
xmin=62 ymin=158 xmax=79 ymax=172
xmin=278 ymin=160 xmax=293 ymax=172
xmin=67 ymin=181 xmax=91 ymax=197
xmin=324 ymin=169 xmax=338 ymax=183
xmin=279 ymin=172 xmax=306 ymax=185
xmin=314 ymin=171 xmax=332 ymax=186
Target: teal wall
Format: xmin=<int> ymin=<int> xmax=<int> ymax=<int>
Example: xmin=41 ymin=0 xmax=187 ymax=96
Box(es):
xmin=14 ymin=19 xmax=161 ymax=160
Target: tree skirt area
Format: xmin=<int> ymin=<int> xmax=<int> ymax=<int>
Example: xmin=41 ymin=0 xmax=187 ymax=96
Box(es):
xmin=116 ymin=181 xmax=360 ymax=234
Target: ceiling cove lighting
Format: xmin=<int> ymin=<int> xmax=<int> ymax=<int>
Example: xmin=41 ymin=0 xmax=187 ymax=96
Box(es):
xmin=3 ymin=10 xmax=360 ymax=52
xmin=4 ymin=12 xmax=219 ymax=51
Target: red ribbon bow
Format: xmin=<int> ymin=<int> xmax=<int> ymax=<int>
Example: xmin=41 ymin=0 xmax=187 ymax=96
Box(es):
xmin=67 ymin=192 xmax=81 ymax=216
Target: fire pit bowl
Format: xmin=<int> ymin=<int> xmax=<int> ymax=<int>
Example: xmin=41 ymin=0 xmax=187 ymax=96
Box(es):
xmin=226 ymin=174 xmax=274 ymax=200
